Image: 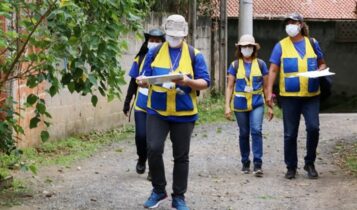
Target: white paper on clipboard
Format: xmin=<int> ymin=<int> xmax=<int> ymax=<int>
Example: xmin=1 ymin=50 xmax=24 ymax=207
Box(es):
xmin=141 ymin=74 xmax=184 ymax=85
xmin=295 ymin=68 xmax=335 ymax=78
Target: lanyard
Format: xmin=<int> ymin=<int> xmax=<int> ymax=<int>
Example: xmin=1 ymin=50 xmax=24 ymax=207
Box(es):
xmin=169 ymin=48 xmax=182 ymax=72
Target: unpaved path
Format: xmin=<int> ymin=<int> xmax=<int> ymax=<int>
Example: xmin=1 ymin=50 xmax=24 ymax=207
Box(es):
xmin=6 ymin=114 xmax=357 ymax=210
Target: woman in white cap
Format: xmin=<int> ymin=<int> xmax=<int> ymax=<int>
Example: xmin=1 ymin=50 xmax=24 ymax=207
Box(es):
xmin=138 ymin=14 xmax=210 ymax=210
xmin=225 ymin=34 xmax=272 ymax=177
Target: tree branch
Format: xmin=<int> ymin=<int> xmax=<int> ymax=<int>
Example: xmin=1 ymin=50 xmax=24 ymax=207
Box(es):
xmin=0 ymin=1 xmax=57 ymax=88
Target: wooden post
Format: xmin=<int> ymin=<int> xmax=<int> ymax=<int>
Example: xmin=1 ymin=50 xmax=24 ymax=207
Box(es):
xmin=188 ymin=0 xmax=196 ymax=46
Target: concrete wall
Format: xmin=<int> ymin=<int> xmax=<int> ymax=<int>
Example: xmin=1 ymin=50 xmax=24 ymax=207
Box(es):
xmin=41 ymin=14 xmax=212 ymax=143
xmin=227 ymin=18 xmax=357 ymax=96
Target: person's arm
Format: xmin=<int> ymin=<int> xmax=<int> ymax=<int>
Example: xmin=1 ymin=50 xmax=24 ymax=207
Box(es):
xmin=174 ymin=76 xmax=208 ymax=90
xmin=136 ymin=48 xmax=155 ymax=88
xmin=225 ymin=75 xmax=235 ymax=120
xmin=263 ymin=74 xmax=274 ymax=121
xmin=311 ymin=38 xmax=327 ymax=71
xmin=265 ymin=63 xmax=280 ymax=108
xmin=173 ymin=52 xmax=210 ymax=90
xmin=265 ymin=43 xmax=282 ymax=107
xmin=123 ymin=78 xmax=138 ymax=116
xmin=317 ymin=58 xmax=327 ymax=70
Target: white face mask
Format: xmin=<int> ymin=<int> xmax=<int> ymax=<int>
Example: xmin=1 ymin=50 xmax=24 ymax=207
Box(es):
xmin=147 ymin=42 xmax=161 ymax=49
xmin=285 ymin=24 xmax=301 ymax=37
xmin=165 ymin=35 xmax=183 ymax=48
xmin=241 ymin=47 xmax=254 ymax=57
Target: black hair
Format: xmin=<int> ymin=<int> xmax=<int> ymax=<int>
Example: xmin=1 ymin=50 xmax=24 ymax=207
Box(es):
xmin=135 ymin=40 xmax=148 ymax=58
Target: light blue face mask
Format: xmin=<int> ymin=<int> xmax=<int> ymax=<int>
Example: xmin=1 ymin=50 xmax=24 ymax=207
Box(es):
xmin=147 ymin=42 xmax=161 ymax=49
xmin=241 ymin=46 xmax=254 ymax=57
xmin=285 ymin=24 xmax=300 ymax=37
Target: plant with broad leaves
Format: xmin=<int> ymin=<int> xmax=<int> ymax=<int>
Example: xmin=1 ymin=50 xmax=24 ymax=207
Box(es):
xmin=0 ymin=0 xmax=151 ymax=153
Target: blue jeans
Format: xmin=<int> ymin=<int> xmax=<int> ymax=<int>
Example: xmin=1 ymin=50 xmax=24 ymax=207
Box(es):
xmin=234 ymin=105 xmax=264 ymax=167
xmin=280 ymin=96 xmax=320 ymax=169
xmin=134 ymin=111 xmax=147 ymax=162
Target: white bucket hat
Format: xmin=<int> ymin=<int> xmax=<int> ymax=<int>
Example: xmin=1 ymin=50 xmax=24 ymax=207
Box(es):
xmin=235 ymin=34 xmax=260 ymax=49
xmin=163 ymin=14 xmax=188 ymax=37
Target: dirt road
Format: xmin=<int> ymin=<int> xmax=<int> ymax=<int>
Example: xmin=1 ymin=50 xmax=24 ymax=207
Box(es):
xmin=7 ymin=114 xmax=357 ymax=210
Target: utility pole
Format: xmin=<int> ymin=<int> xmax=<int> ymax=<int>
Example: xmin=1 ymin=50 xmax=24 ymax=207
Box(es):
xmin=188 ymin=0 xmax=196 ymax=46
xmin=238 ymin=0 xmax=253 ymax=36
xmin=219 ymin=0 xmax=227 ymax=92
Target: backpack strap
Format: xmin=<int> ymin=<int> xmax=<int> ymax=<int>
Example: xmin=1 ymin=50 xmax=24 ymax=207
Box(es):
xmin=308 ymin=37 xmax=318 ymax=55
xmin=188 ymin=45 xmax=196 ymax=68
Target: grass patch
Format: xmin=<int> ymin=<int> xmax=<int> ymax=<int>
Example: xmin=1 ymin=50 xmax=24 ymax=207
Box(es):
xmin=25 ymin=125 xmax=134 ymax=167
xmin=334 ymin=140 xmax=357 ymax=176
xmin=0 ymin=179 xmax=29 ymax=207
xmin=0 ymin=124 xmax=135 ymax=207
xmin=197 ymin=94 xmax=226 ymax=124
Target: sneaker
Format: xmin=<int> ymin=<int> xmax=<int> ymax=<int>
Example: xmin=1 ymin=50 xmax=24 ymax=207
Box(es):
xmin=241 ymin=162 xmax=250 ymax=174
xmin=147 ymin=171 xmax=152 ymax=181
xmin=143 ymin=191 xmax=167 ymax=208
xmin=304 ymin=164 xmax=319 ymax=179
xmin=253 ymin=165 xmax=263 ymax=177
xmin=285 ymin=168 xmax=297 ymax=179
xmin=136 ymin=160 xmax=146 ymax=174
xmin=172 ymin=195 xmax=189 ymax=210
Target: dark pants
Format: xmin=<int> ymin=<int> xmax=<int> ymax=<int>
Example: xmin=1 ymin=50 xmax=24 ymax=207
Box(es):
xmin=134 ymin=111 xmax=147 ymax=162
xmin=146 ymin=114 xmax=194 ymax=196
xmin=280 ymin=96 xmax=320 ymax=169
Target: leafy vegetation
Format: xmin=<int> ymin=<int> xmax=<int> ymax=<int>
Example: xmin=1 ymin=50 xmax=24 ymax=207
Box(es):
xmin=334 ymin=140 xmax=357 ymax=176
xmin=0 ymin=125 xmax=134 ymax=177
xmin=0 ymin=0 xmax=151 ymax=177
xmin=197 ymin=93 xmax=225 ymax=124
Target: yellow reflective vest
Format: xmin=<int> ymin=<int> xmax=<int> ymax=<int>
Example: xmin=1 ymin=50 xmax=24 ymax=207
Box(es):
xmin=147 ymin=42 xmax=199 ymax=116
xmin=231 ymin=59 xmax=264 ymax=112
xmin=279 ymin=36 xmax=320 ymax=97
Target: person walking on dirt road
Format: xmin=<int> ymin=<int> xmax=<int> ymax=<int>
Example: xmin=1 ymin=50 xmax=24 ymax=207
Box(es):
xmin=123 ymin=28 xmax=165 ymax=181
xmin=225 ymin=34 xmax=273 ymax=177
xmin=265 ymin=12 xmax=327 ymax=179
xmin=137 ymin=14 xmax=210 ymax=210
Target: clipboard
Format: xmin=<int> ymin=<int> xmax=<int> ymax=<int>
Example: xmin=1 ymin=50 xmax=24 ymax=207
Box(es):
xmin=295 ymin=68 xmax=335 ymax=78
xmin=141 ymin=74 xmax=184 ymax=85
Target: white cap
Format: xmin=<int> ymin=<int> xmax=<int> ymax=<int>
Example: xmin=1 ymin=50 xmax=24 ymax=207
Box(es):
xmin=163 ymin=14 xmax=188 ymax=37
